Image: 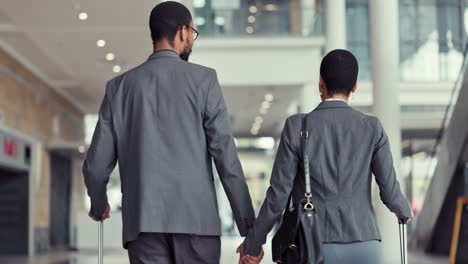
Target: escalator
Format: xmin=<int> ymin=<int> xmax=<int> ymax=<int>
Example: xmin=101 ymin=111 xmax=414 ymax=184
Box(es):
xmin=410 ymin=44 xmax=468 ymax=255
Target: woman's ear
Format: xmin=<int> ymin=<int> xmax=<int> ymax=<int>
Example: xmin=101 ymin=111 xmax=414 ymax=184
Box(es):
xmin=351 ymin=81 xmax=358 ymax=93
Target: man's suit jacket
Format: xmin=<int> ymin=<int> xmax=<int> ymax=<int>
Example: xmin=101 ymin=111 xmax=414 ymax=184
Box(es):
xmin=83 ymin=50 xmax=255 ymax=248
xmin=243 ymin=100 xmax=412 ymax=255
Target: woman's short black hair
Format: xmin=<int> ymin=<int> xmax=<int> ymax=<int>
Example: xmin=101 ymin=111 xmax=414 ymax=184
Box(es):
xmin=149 ymin=1 xmax=192 ymax=45
xmin=320 ymin=49 xmax=359 ymax=96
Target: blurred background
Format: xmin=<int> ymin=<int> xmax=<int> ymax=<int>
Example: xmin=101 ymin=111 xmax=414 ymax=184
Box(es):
xmin=0 ymin=0 xmax=468 ymax=263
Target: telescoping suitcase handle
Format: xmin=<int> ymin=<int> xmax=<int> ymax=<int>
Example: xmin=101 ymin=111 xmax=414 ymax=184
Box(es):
xmin=98 ymin=221 xmax=103 ymax=264
xmin=399 ymin=222 xmax=408 ymax=264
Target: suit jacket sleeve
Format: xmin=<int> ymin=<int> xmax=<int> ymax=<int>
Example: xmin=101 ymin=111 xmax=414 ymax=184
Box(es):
xmin=243 ymin=118 xmax=299 ymax=256
xmin=82 ymin=82 xmax=117 ymax=220
xmin=371 ymin=118 xmax=412 ymax=220
xmin=203 ymin=69 xmax=255 ymax=236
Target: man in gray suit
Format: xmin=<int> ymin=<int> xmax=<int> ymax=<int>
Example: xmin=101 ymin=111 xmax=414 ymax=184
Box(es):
xmin=83 ymin=2 xmax=261 ymax=263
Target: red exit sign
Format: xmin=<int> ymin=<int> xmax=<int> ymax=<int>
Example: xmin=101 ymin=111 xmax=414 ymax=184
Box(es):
xmin=3 ymin=137 xmax=18 ymax=159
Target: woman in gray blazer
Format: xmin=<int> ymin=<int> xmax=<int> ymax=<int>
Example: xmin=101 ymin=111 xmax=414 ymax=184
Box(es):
xmin=239 ymin=50 xmax=413 ymax=264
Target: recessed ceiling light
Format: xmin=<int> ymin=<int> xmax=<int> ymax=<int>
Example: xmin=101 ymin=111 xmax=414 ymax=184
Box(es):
xmin=248 ymin=15 xmax=256 ymax=23
xmin=250 ymin=128 xmax=259 ymax=135
xmin=264 ymin=4 xmax=280 ymax=12
xmin=261 ymin=101 xmax=271 ymax=109
xmin=259 ymin=107 xmax=268 ymax=115
xmin=249 ymin=5 xmax=258 ymax=13
xmin=78 ymin=12 xmax=88 ymax=21
xmin=113 ymin=65 xmax=122 ymax=73
xmin=264 ymin=93 xmax=274 ymax=102
xmin=97 ymin=40 xmax=106 ymax=47
xmin=78 ymin=145 xmax=86 ymax=153
xmin=246 ymin=26 xmax=254 ymax=34
xmin=106 ymin=53 xmax=115 ymax=61
xmin=255 ymin=116 xmax=263 ymax=123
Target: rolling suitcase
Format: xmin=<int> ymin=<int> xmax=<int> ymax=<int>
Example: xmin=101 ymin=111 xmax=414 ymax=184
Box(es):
xmin=98 ymin=221 xmax=103 ymax=264
xmin=399 ymin=222 xmax=408 ymax=264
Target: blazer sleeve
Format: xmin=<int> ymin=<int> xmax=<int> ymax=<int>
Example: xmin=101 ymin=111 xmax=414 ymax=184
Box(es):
xmin=203 ymin=69 xmax=255 ymax=236
xmin=243 ymin=117 xmax=299 ymax=256
xmin=82 ymin=82 xmax=117 ymax=220
xmin=371 ymin=118 xmax=412 ymax=220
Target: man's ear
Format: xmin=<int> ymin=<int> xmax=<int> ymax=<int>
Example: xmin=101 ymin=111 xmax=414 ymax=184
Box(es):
xmin=179 ymin=25 xmax=188 ymax=42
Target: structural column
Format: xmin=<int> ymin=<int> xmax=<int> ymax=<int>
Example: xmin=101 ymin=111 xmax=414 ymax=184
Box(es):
xmin=369 ymin=1 xmax=403 ymax=263
xmin=325 ymin=0 xmax=347 ymax=52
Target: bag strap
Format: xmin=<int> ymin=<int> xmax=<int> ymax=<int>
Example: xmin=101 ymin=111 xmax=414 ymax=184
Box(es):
xmin=301 ymin=114 xmax=314 ymax=210
xmin=283 ymin=114 xmax=314 ymax=215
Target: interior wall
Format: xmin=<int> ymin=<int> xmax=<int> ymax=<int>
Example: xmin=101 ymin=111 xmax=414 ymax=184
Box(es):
xmin=0 ymin=47 xmax=85 ymax=253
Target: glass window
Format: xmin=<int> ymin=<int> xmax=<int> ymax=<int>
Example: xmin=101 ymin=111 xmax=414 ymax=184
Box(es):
xmin=192 ymin=0 xmax=324 ymax=37
xmin=346 ymin=0 xmax=371 ymax=80
xmin=399 ymin=0 xmax=467 ymax=81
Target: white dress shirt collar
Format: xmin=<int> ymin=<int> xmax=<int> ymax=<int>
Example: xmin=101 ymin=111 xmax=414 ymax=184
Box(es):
xmin=324 ymin=98 xmax=348 ymax=103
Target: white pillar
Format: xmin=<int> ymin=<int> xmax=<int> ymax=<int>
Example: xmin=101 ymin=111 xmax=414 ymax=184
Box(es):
xmin=369 ymin=1 xmax=402 ymax=264
xmin=325 ymin=0 xmax=347 ymax=52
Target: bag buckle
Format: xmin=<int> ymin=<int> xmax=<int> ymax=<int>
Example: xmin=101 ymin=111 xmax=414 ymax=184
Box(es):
xmin=304 ymin=192 xmax=314 ymax=210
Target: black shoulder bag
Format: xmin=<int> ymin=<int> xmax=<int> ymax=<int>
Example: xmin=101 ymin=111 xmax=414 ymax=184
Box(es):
xmin=272 ymin=114 xmax=325 ymax=264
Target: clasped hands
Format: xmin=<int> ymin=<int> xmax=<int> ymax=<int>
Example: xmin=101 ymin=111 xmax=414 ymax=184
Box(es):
xmin=236 ymin=243 xmax=264 ymax=264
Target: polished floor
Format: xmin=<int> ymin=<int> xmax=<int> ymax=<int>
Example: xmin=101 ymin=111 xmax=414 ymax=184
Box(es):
xmin=0 ymin=237 xmax=448 ymax=264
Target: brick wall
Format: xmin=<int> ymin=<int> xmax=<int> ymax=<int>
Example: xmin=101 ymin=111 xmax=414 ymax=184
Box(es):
xmin=0 ymin=47 xmax=85 ymax=252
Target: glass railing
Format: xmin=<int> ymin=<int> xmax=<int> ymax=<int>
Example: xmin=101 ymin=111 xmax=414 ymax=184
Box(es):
xmin=192 ymin=0 xmax=324 ymax=37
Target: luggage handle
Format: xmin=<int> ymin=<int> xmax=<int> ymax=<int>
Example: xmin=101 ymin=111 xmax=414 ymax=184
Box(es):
xmin=98 ymin=221 xmax=103 ymax=264
xmin=399 ymin=222 xmax=408 ymax=264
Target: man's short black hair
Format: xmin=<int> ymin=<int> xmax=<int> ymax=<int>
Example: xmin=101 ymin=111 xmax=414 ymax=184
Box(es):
xmin=320 ymin=49 xmax=359 ymax=96
xmin=149 ymin=1 xmax=192 ymax=45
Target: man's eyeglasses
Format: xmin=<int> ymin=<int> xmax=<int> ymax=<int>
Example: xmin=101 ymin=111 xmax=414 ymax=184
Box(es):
xmin=186 ymin=25 xmax=199 ymax=40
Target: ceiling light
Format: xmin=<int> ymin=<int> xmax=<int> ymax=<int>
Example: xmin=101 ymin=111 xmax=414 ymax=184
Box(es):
xmin=78 ymin=145 xmax=86 ymax=153
xmin=248 ymin=15 xmax=256 ymax=23
xmin=252 ymin=123 xmax=261 ymax=130
xmin=264 ymin=93 xmax=274 ymax=102
xmin=97 ymin=40 xmax=106 ymax=48
xmin=259 ymin=107 xmax=268 ymax=115
xmin=249 ymin=5 xmax=258 ymax=13
xmin=106 ymin=53 xmax=115 ymax=61
xmin=250 ymin=128 xmax=259 ymax=135
xmin=264 ymin=4 xmax=280 ymax=12
xmin=78 ymin=12 xmax=88 ymax=21
xmin=261 ymin=101 xmax=271 ymax=109
xmin=255 ymin=116 xmax=263 ymax=123
xmin=113 ymin=65 xmax=122 ymax=73
xmin=246 ymin=26 xmax=254 ymax=34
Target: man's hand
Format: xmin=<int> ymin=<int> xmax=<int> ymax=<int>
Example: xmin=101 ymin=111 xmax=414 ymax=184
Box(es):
xmin=236 ymin=243 xmax=264 ymax=264
xmin=88 ymin=203 xmax=111 ymax=221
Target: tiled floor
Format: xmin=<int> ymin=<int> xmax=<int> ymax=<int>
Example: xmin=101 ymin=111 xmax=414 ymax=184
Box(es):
xmin=0 ymin=237 xmax=448 ymax=264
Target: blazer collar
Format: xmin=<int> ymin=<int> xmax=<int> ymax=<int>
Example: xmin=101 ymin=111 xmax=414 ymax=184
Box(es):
xmin=315 ymin=100 xmax=350 ymax=110
xmin=147 ymin=49 xmax=180 ymax=60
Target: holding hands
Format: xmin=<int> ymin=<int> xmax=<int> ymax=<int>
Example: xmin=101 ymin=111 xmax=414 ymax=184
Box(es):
xmin=236 ymin=243 xmax=264 ymax=264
